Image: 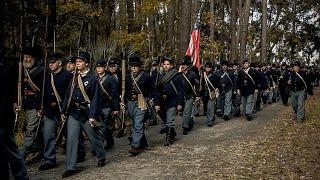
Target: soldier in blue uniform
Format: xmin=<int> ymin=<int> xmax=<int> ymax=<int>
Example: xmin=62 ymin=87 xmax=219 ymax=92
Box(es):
xmin=180 ymin=56 xmax=200 ymax=135
xmin=215 ymin=60 xmax=236 ymax=120
xmin=286 ymin=61 xmax=312 ymax=122
xmin=148 ymin=58 xmax=162 ymax=126
xmin=39 ymin=53 xmax=73 ymax=170
xmin=236 ymin=60 xmax=264 ymax=121
xmin=202 ymin=62 xmax=220 ymax=126
xmin=20 ymin=47 xmax=44 ymax=161
xmin=62 ymin=54 xmax=86 ymax=163
xmin=261 ymin=63 xmax=274 ymax=104
xmin=200 ymin=62 xmax=213 ymax=118
xmin=231 ymin=62 xmax=241 ymax=117
xmin=252 ymin=63 xmax=269 ymax=112
xmin=124 ymin=54 xmax=153 ymax=155
xmin=155 ymin=56 xmax=184 ymax=145
xmin=0 ymin=49 xmax=29 ymax=180
xmin=270 ymin=64 xmax=281 ymax=102
xmin=279 ymin=63 xmax=290 ymax=106
xmin=96 ymin=59 xmax=120 ymax=150
xmin=61 ymin=52 xmax=106 ymax=178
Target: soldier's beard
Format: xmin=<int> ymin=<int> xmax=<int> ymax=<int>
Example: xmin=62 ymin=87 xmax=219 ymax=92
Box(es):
xmin=23 ymin=61 xmax=36 ymax=69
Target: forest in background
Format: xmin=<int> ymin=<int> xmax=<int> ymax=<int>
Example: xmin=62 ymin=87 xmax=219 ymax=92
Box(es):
xmin=1 ymin=0 xmax=320 ymax=66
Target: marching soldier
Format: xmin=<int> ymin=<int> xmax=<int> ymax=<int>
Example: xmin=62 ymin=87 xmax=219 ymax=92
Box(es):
xmin=202 ymin=62 xmax=220 ymax=126
xmin=124 ymin=54 xmax=153 ymax=155
xmin=252 ymin=63 xmax=268 ymax=112
xmin=236 ymin=60 xmax=264 ymax=121
xmin=61 ymin=52 xmax=106 ymax=178
xmin=62 ymin=55 xmax=86 ymax=163
xmin=279 ymin=63 xmax=290 ymax=106
xmin=147 ymin=58 xmax=161 ymax=126
xmin=155 ymin=56 xmax=184 ymax=145
xmin=180 ymin=56 xmax=200 ymax=135
xmin=96 ymin=59 xmax=120 ymax=150
xmin=39 ymin=53 xmax=73 ymax=170
xmin=270 ymin=64 xmax=281 ymax=102
xmin=232 ymin=62 xmax=241 ymax=117
xmin=286 ymin=61 xmax=311 ymax=122
xmin=201 ymin=62 xmax=213 ymax=117
xmin=20 ymin=47 xmax=44 ymax=161
xmin=261 ymin=63 xmax=274 ymax=104
xmin=215 ymin=60 xmax=236 ymax=120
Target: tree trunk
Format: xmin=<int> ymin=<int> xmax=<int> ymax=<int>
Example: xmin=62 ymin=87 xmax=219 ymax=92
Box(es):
xmin=167 ymin=0 xmax=176 ymax=54
xmin=179 ymin=0 xmax=192 ymax=59
xmin=105 ymin=0 xmax=114 ymax=42
xmin=126 ymin=0 xmax=135 ymax=33
xmin=47 ymin=0 xmax=56 ymax=47
xmin=230 ymin=0 xmax=237 ymax=63
xmin=239 ymin=0 xmax=251 ymax=64
xmin=210 ymin=0 xmax=215 ymax=61
xmin=149 ymin=11 xmax=157 ymax=57
xmin=135 ymin=0 xmax=142 ymax=31
xmin=261 ymin=0 xmax=267 ymax=63
xmin=291 ymin=0 xmax=296 ymax=62
xmin=219 ymin=0 xmax=226 ymax=61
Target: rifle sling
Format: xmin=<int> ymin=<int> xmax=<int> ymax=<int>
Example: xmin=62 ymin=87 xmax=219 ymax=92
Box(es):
xmin=131 ymin=72 xmax=143 ymax=95
xmin=99 ymin=75 xmax=112 ymax=101
xmin=295 ymin=72 xmax=308 ymax=91
xmin=25 ymin=68 xmax=40 ymax=92
xmin=78 ymin=74 xmax=91 ymax=107
xmin=182 ymin=72 xmax=197 ymax=96
xmin=50 ymin=73 xmax=62 ymax=111
xmin=244 ymin=69 xmax=256 ymax=85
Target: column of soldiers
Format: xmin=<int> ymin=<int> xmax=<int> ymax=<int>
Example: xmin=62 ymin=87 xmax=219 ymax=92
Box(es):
xmin=5 ymin=45 xmax=317 ymax=178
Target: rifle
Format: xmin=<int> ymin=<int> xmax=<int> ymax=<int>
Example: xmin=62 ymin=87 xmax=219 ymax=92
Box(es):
xmin=33 ymin=2 xmax=49 ymax=141
xmin=14 ymin=3 xmax=24 ymax=132
xmin=117 ymin=28 xmax=126 ymax=138
xmin=56 ymin=70 xmax=77 ymax=144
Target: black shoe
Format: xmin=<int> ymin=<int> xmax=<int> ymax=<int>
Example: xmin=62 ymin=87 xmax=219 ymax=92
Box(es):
xmin=160 ymin=128 xmax=167 ymax=134
xmin=223 ymin=115 xmax=229 ymax=121
xmin=235 ymin=111 xmax=240 ymax=117
xmin=129 ymin=147 xmax=141 ymax=156
xmin=128 ymin=136 xmax=132 ymax=144
xmin=169 ymin=128 xmax=177 ymax=138
xmin=91 ymin=150 xmax=96 ymax=156
xmin=38 ymin=163 xmax=56 ymax=171
xmin=62 ymin=170 xmax=77 ymax=178
xmin=246 ymin=115 xmax=253 ymax=121
xmin=104 ymin=144 xmax=114 ymax=150
xmin=207 ymin=124 xmax=213 ymax=127
xmin=98 ymin=158 xmax=106 ymax=167
xmin=77 ymin=156 xmax=86 ymax=163
xmin=183 ymin=128 xmax=189 ymax=135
